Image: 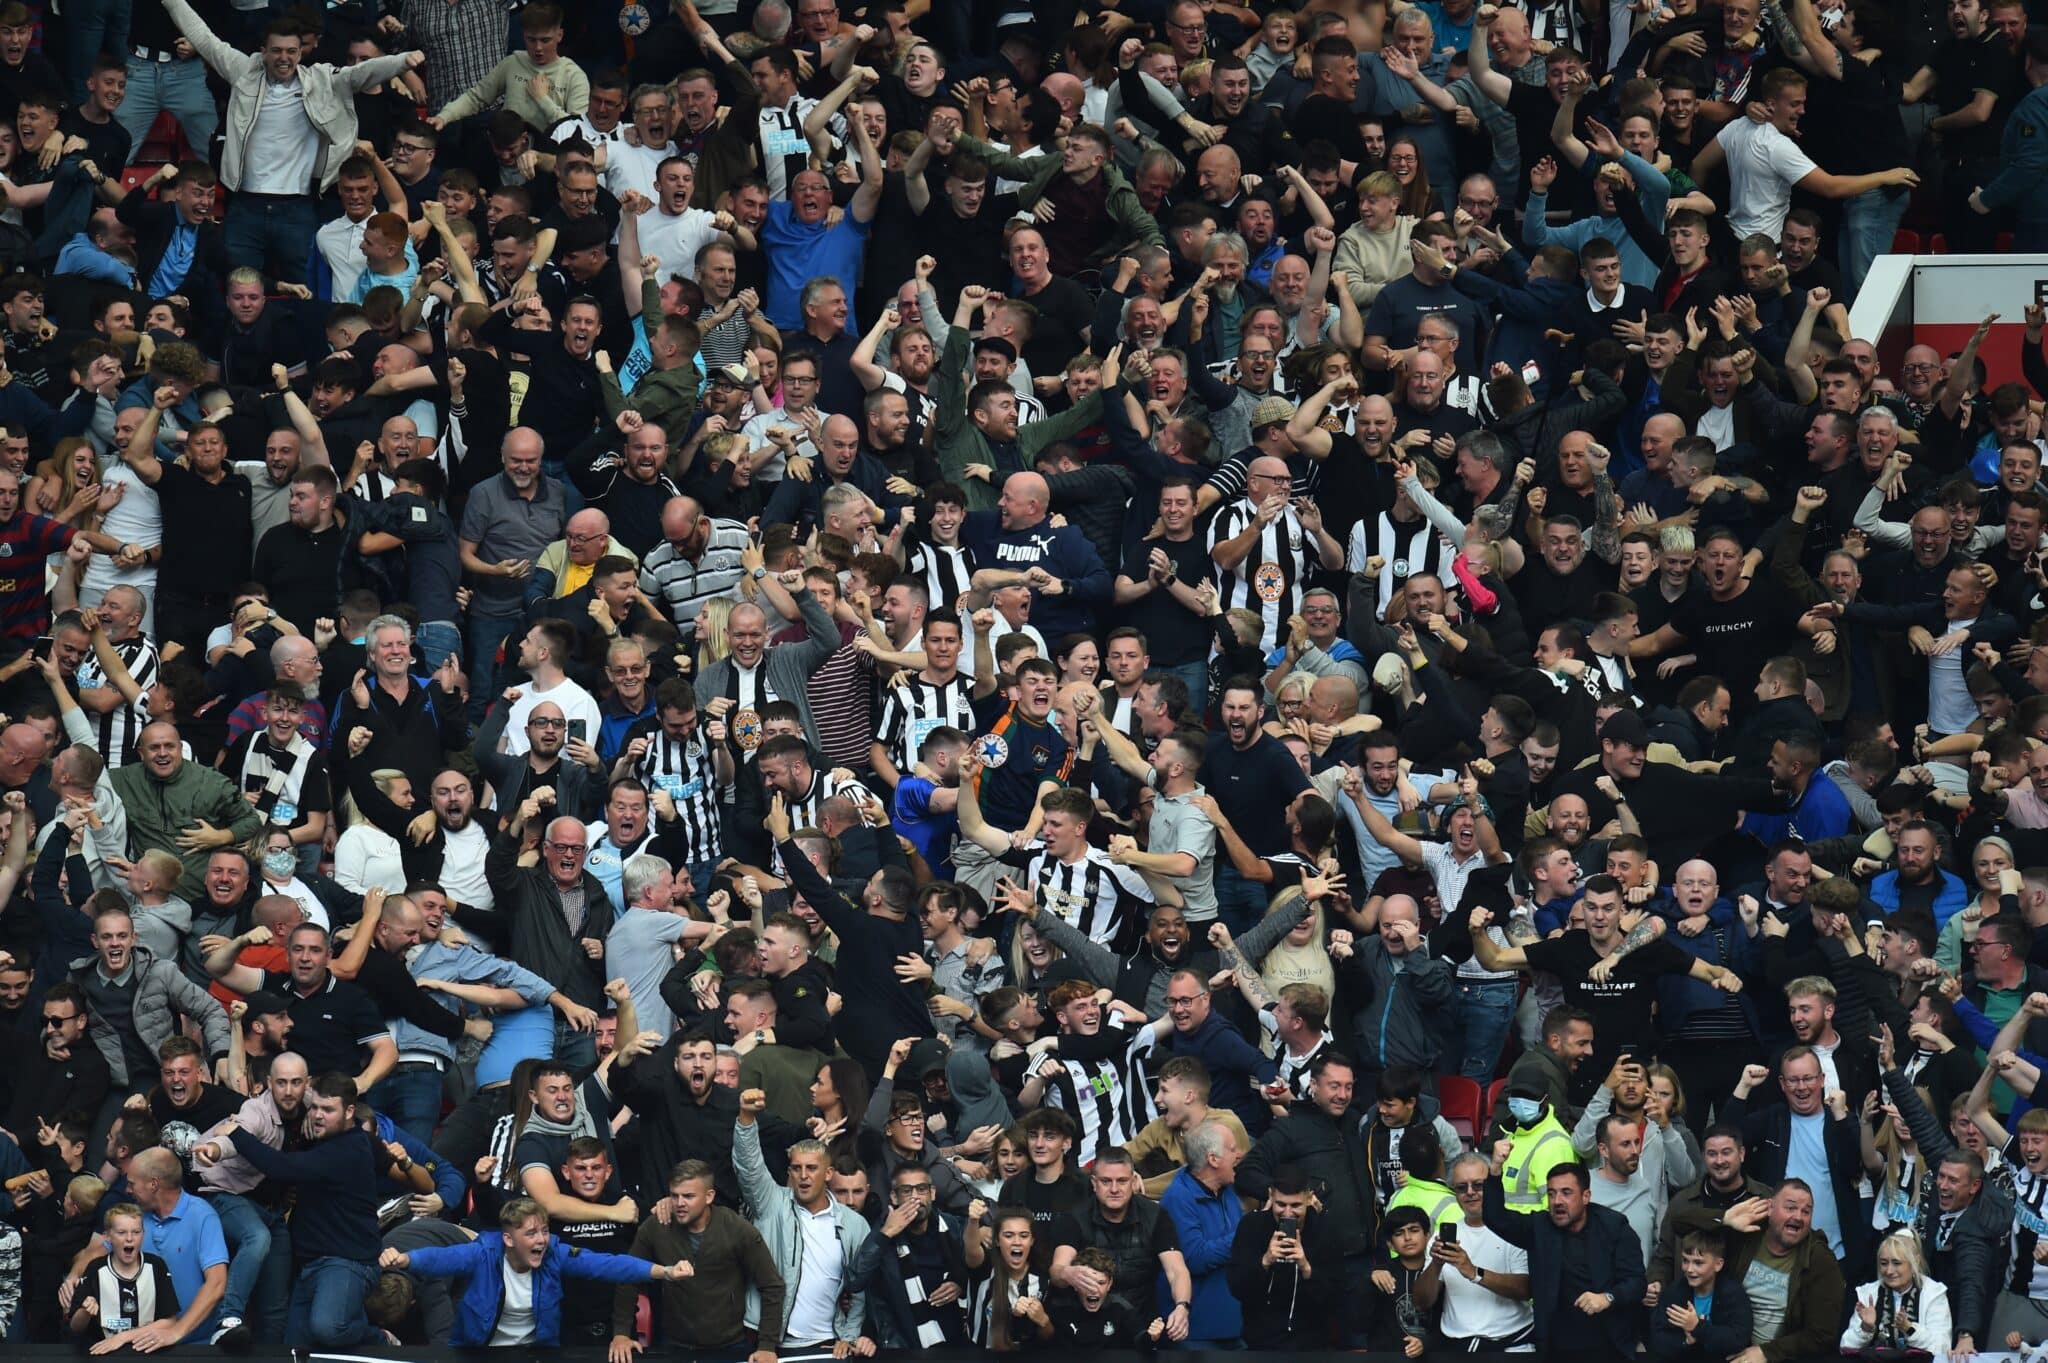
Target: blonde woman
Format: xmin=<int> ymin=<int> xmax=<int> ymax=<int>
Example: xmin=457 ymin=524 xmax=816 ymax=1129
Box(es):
xmin=1262 ymin=673 xmax=1313 ymax=739
xmin=1840 ymin=1230 xmax=1950 ymax=1357
xmin=332 ymin=769 xmax=411 ymax=893
xmin=1864 ymin=1093 xmax=1929 ymax=1236
xmin=693 ymin=596 xmax=734 ymax=676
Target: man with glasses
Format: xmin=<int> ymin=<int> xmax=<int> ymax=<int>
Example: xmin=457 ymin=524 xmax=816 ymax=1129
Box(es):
xmin=1155 ymin=970 xmax=1278 ymax=1133
xmin=480 ymin=786 xmax=617 ymax=1071
xmin=1418 ymin=1151 xmax=1534 ymax=1350
xmin=7 ymin=982 xmax=110 ymax=1148
xmin=849 ymin=1161 xmax=972 ymax=1348
xmin=1724 ymin=1049 xmax=1862 ymax=1271
xmin=386 ymin=124 xmax=439 ymax=211
xmin=475 ymin=700 xmax=601 ymax=830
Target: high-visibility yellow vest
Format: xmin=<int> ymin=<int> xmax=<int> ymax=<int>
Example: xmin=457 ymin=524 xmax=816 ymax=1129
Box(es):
xmin=1501 ymin=1112 xmax=1576 ymax=1213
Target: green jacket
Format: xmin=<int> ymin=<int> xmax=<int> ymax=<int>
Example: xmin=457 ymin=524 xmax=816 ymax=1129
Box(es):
xmin=110 ymin=759 xmax=263 ymax=900
xmin=953 ymin=135 xmax=1164 ymax=258
xmin=932 ymin=326 xmax=1104 ymax=511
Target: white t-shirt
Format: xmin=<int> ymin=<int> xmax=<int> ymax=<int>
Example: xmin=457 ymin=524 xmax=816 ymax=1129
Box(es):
xmin=1717 ymin=117 xmax=1817 ymax=242
xmin=637 ymin=207 xmax=724 ymax=283
xmin=503 ymin=677 xmax=602 ymax=757
xmin=1436 ymin=1223 xmax=1535 ymax=1346
xmin=490 ymin=1263 xmax=537 ymax=1347
xmin=602 ymin=138 xmax=676 ymax=204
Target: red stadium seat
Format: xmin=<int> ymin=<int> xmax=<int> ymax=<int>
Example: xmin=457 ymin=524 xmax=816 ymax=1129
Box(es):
xmin=1890 ymin=229 xmax=1921 ymax=254
xmin=1928 ymin=233 xmax=1950 ymax=255
xmin=1437 ymin=1075 xmax=1483 ymax=1141
xmin=1483 ymin=1077 xmax=1513 ymax=1129
xmin=1998 ymin=231 xmax=2016 ymax=252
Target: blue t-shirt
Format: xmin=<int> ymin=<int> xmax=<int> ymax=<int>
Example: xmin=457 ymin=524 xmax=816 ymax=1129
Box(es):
xmin=1785 ymin=1110 xmax=1843 ymax=1254
xmin=892 ymin=776 xmax=958 ymax=872
xmin=761 ymin=201 xmax=870 ymax=331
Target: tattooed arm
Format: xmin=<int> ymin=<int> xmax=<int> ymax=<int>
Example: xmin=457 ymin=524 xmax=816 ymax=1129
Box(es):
xmin=1587 ymin=910 xmax=1668 ymax=982
xmin=1589 ymin=469 xmax=1622 ymax=564
xmin=1215 ymin=934 xmax=1278 ymax=1011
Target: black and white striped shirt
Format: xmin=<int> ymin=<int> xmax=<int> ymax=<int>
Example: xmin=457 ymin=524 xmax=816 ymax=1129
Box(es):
xmin=967 ymin=1269 xmax=1047 ymax=1347
xmin=875 ymin=673 xmax=977 ymax=775
xmin=1208 ymin=499 xmax=1314 ymax=651
xmin=2006 ymin=1137 xmax=2048 ymax=1295
xmin=758 ymin=97 xmax=836 ymax=200
xmin=1346 ymin=512 xmax=1455 ymax=621
xmin=626 ymin=718 xmax=724 ymax=864
xmin=908 ymin=541 xmax=976 ymax=621
xmin=1043 ymin=1015 xmax=1162 ymax=1166
xmin=76 ymin=636 xmax=158 ymax=767
xmin=639 ymin=519 xmax=752 ymax=631
xmin=1019 ymin=846 xmax=1154 ymax=947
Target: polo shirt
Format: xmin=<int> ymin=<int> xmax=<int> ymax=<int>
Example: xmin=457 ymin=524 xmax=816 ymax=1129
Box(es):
xmin=262 ymin=971 xmax=390 ymax=1078
xmin=459 ymin=473 xmax=569 ymax=619
xmin=761 ymin=201 xmax=871 ymax=331
xmin=143 ymin=1191 xmax=228 ymax=1341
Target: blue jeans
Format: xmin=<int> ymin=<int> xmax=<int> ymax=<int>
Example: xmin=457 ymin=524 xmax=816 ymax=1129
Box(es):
xmin=418 ymin=620 xmax=461 ymax=672
xmin=554 ymin=1017 xmax=597 ymax=1077
xmin=1441 ymin=976 xmax=1521 ymax=1080
xmin=1213 ymin=864 xmax=1271 ymax=937
xmin=1162 ymin=659 xmax=1210 ymax=717
xmin=369 ymin=1065 xmax=445 ymax=1146
xmin=116 ymin=57 xmax=218 ymax=157
xmin=225 ymin=194 xmax=318 ymax=285
xmin=68 ymin=0 xmax=131 ymax=102
xmin=685 ymin=858 xmax=717 ymax=902
xmin=464 ymin=612 xmax=522 ymax=722
xmin=1840 ymin=184 xmax=1913 ymax=299
xmin=208 ymin=1191 xmax=289 ymax=1341
xmin=286 ymin=1256 xmax=380 ymax=1350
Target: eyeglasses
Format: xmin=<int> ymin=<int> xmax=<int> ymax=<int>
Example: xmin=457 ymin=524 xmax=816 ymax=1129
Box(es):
xmin=530 ymin=717 xmax=567 ymax=729
xmin=567 ymin=531 xmax=607 ymax=544
xmin=546 ymin=838 xmax=588 ymax=852
xmin=785 ymin=374 xmax=820 ymax=386
xmin=1165 ymin=995 xmax=1202 ymax=1008
xmin=1168 ymin=17 xmax=1208 ymax=30
xmin=393 ymin=141 xmax=431 ymax=154
xmin=1902 ymin=362 xmax=1939 ymax=374
xmin=41 ymin=1014 xmax=75 ymax=1027
xmin=1452 ymin=1179 xmax=1487 ymax=1190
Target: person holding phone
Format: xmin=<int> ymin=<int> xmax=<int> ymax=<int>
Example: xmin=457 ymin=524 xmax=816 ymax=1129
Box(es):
xmin=1226 ymin=1162 xmax=1338 ymax=1350
xmin=1416 ymin=1151 xmax=1534 ymax=1350
xmin=497 ymin=620 xmax=602 ymax=762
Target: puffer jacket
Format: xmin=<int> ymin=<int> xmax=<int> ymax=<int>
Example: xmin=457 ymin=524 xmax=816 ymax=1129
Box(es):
xmin=163 ymin=0 xmax=411 ymax=191
xmin=68 ymin=944 xmax=231 ymax=1082
xmin=734 ymin=1117 xmax=868 ymax=1342
xmin=406 ymin=1232 xmax=656 ymax=1347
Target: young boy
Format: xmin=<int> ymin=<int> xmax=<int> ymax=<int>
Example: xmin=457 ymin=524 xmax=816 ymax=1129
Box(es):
xmin=998 ymin=1107 xmax=1090 ymax=1230
xmin=1372 ymin=1205 xmax=1435 ymax=1358
xmin=1050 ymin=1246 xmax=1165 ymax=1346
xmin=67 ymin=1202 xmax=178 ymax=1349
xmin=1648 ymin=1229 xmax=1753 ymax=1362
xmin=117 ymin=849 xmax=192 ymax=965
xmin=379 ymin=1199 xmax=687 ymax=1348
xmin=351 ymin=211 xmax=420 ymax=303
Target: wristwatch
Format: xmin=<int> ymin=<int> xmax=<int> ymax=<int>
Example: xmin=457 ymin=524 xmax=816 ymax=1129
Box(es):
xmin=751 ymin=566 xmax=767 ymax=581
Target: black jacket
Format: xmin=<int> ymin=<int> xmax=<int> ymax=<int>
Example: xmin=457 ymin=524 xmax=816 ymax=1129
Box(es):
xmin=1719 ymin=1089 xmax=1870 ymax=1271
xmin=1227 ymin=1207 xmax=1339 ymax=1349
xmin=469 ymin=829 xmax=616 ymax=1010
xmin=608 ymin=1046 xmax=799 ymax=1208
xmin=1646 ymin=1270 xmax=1752 ymax=1361
xmin=1481 ymin=1180 xmax=1645 ymax=1354
xmin=775 ymin=837 xmax=934 ymax=1080
xmin=1238 ymin=1102 xmax=1375 ymax=1257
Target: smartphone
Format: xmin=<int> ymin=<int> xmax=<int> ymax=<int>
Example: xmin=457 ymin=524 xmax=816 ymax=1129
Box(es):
xmin=1276 ymin=1215 xmax=1300 ymax=1236
xmin=567 ymin=718 xmax=588 ymax=744
xmin=29 ymin=636 xmax=50 ymax=662
xmin=1439 ymin=1221 xmax=1458 ymax=1245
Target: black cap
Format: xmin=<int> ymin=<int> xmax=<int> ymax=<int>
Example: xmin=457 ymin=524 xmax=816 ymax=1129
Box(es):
xmin=906 ymin=1037 xmax=950 ymax=1079
xmin=558 ymin=214 xmax=611 ymax=255
xmin=1600 ymin=710 xmax=1650 ymax=748
xmin=972 ymin=335 xmax=1018 ymax=362
xmin=241 ymin=990 xmax=291 ymax=1020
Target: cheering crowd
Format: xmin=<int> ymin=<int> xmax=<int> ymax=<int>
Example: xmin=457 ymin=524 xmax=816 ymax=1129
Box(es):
xmin=0 ymin=0 xmax=2042 ymax=1352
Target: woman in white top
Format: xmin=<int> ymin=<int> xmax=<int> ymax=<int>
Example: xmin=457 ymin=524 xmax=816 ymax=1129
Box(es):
xmin=1840 ymin=1229 xmax=1952 ymax=1360
xmin=332 ymin=768 xmax=411 ymax=894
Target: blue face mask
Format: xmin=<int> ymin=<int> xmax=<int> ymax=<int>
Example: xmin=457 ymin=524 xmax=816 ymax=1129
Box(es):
xmin=1507 ymin=1096 xmax=1542 ymax=1125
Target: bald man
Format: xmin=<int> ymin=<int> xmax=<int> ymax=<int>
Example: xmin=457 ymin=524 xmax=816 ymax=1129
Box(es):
xmin=534 ymin=508 xmax=634 ymax=603
xmin=111 ymin=721 xmax=263 ymax=898
xmin=961 ymin=471 xmax=1114 ymax=639
xmin=760 ymin=412 xmax=908 ymax=532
